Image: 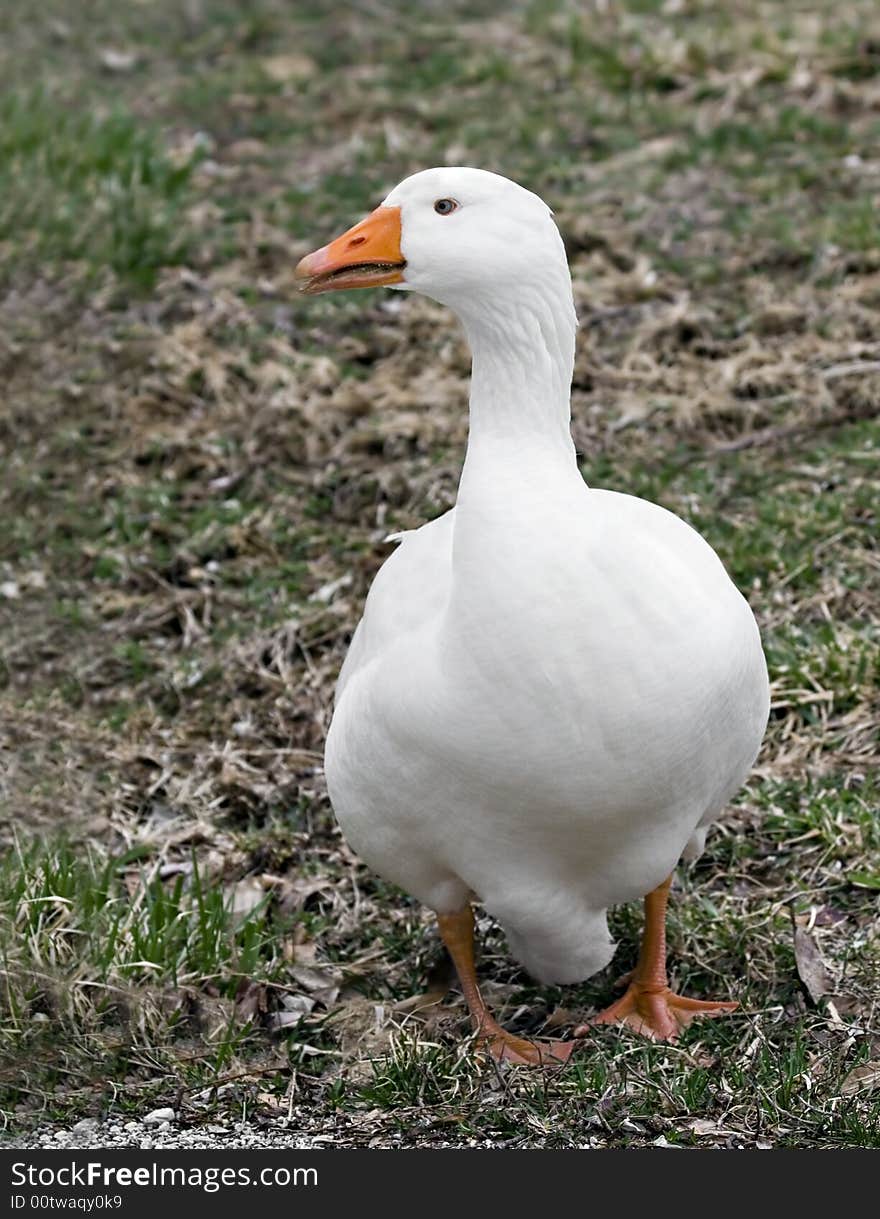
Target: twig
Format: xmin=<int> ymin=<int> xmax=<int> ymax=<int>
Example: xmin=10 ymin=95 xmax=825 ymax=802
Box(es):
xmin=708 ymin=400 xmax=880 ymax=456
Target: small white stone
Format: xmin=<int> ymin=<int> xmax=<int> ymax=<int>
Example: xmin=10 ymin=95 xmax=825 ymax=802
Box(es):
xmin=99 ymin=48 xmax=138 ymax=73
xmin=143 ymin=1107 xmax=177 ymax=1125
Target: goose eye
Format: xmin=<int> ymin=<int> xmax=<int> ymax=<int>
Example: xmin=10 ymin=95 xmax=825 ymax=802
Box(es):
xmin=433 ymin=198 xmax=458 ymax=216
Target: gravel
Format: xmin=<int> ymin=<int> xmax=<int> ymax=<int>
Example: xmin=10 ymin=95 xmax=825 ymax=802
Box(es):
xmin=2 ymin=1119 xmax=335 ymax=1150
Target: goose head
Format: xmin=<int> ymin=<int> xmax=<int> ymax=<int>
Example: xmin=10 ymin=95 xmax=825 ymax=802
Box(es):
xmin=295 ymin=167 xmax=571 ymax=319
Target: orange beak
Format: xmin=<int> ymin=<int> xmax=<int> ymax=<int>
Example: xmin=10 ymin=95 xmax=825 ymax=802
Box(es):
xmin=295 ymin=206 xmax=405 ymax=295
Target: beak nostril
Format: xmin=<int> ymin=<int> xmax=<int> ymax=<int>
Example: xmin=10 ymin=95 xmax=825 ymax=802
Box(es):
xmin=295 ymin=205 xmax=403 ymax=292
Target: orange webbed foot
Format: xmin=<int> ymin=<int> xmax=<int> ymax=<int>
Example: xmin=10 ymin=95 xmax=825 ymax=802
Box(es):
xmin=575 ymin=984 xmax=738 ymax=1043
xmin=479 ymin=1030 xmax=576 ymax=1066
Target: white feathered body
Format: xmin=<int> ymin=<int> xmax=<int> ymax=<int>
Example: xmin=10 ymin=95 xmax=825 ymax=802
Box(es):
xmin=325 ymin=452 xmax=769 ymax=985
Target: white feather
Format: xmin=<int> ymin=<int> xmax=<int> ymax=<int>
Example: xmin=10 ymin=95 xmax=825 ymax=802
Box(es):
xmin=325 ymin=168 xmax=769 ymax=984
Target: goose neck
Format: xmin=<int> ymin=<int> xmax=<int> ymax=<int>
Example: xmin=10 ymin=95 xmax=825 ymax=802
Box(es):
xmin=457 ymin=280 xmax=578 ymax=487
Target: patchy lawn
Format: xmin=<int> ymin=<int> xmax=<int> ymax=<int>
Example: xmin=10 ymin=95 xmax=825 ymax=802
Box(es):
xmin=0 ymin=0 xmax=878 ymax=1147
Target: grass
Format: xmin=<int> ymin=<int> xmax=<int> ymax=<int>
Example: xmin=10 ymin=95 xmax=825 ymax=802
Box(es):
xmin=2 ymin=841 xmax=280 ymax=995
xmin=0 ymin=0 xmax=878 ymax=1147
xmin=0 ymin=91 xmax=201 ymax=289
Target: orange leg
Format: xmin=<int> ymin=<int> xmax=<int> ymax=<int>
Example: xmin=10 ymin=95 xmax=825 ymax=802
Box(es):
xmin=437 ymin=907 xmax=574 ymax=1066
xmin=574 ymin=874 xmax=737 ymax=1042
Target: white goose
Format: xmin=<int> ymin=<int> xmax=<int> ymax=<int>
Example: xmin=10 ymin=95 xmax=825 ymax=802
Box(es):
xmin=296 ymin=168 xmax=769 ymax=1064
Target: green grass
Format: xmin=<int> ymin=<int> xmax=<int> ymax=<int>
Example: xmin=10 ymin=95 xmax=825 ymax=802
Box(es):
xmin=0 ymin=0 xmax=879 ymax=1147
xmin=0 ymin=839 xmax=309 ymax=1118
xmin=0 ymin=90 xmax=200 ymax=288
xmin=3 ymin=842 xmax=275 ymax=990
xmin=2 ymin=799 xmax=877 ymax=1145
xmin=351 ymin=1020 xmax=877 ymax=1147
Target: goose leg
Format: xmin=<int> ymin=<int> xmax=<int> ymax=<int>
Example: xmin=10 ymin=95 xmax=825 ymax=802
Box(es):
xmin=437 ymin=907 xmax=574 ymax=1066
xmin=575 ymin=874 xmax=738 ymax=1042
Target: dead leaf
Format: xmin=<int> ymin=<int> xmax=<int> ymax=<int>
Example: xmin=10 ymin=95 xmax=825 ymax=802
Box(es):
xmin=269 ymin=1010 xmax=307 ymax=1030
xmin=841 ymin=1062 xmax=880 ymax=1096
xmin=687 ymin=1118 xmax=728 ymax=1136
xmin=288 ymin=944 xmax=342 ymax=1006
xmin=827 ymin=994 xmax=868 ymax=1019
xmin=275 ymin=875 xmax=336 ymax=915
xmin=226 ymin=877 xmax=265 ymax=920
xmin=281 ymin=994 xmax=316 ymax=1015
xmin=289 ymin=964 xmax=340 ymax=1006
xmin=235 ymin=980 xmax=269 ymax=1021
xmin=793 ymin=927 xmax=833 ymax=1004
